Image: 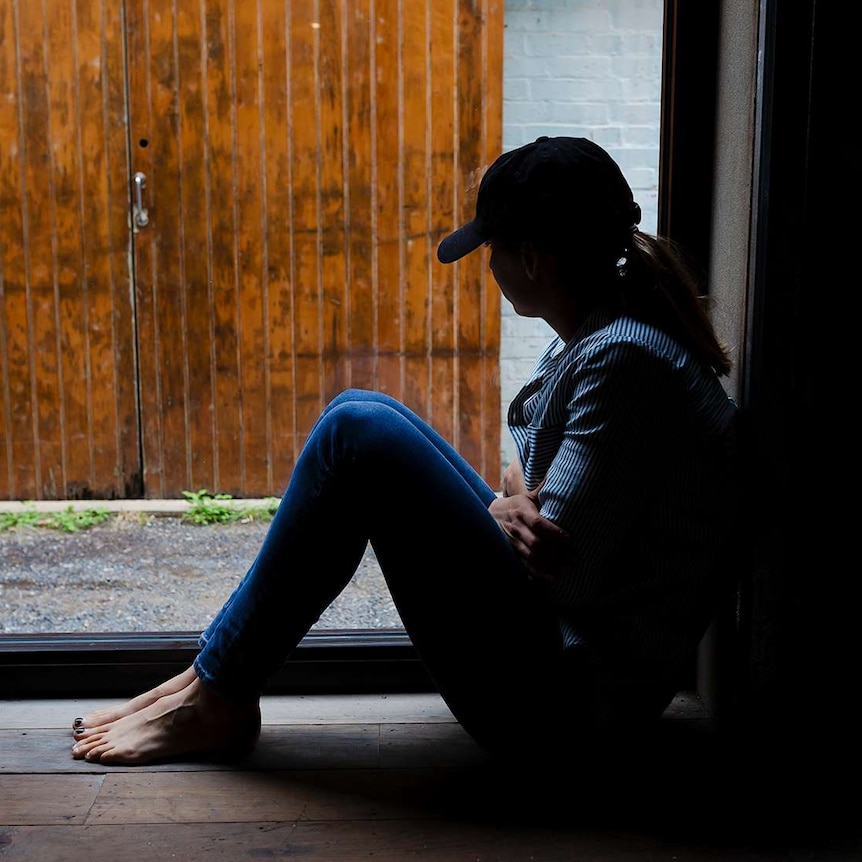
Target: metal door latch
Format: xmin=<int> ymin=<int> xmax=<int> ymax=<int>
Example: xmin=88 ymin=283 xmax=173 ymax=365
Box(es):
xmin=133 ymin=171 xmax=149 ymax=228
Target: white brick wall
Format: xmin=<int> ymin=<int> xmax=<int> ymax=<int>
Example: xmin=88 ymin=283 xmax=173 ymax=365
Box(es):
xmin=498 ymin=0 xmax=663 ymax=473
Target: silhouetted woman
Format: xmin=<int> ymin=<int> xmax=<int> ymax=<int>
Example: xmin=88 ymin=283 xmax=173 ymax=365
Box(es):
xmin=71 ymin=137 xmax=736 ymax=765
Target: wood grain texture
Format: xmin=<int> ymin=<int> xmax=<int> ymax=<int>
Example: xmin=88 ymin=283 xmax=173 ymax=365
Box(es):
xmin=428 ymin=0 xmax=459 ymax=468
xmin=343 ymin=0 xmax=373 ymax=394
xmin=46 ymin=0 xmax=87 ymax=498
xmin=0 ymin=0 xmax=136 ymax=500
xmin=1 ymin=692 xmax=845 ymax=862
xmin=146 ymin=0 xmax=192 ymax=495
xmin=234 ymin=0 xmax=268 ymax=492
xmin=373 ymin=0 xmax=402 ymax=401
xmin=87 ymin=0 xmax=142 ymax=500
xmin=125 ymin=0 xmax=162 ymax=495
xmin=1 ymin=0 xmax=502 ymax=500
xmin=18 ymin=0 xmax=64 ymax=501
xmin=0 ymin=0 xmax=33 ymax=499
xmin=0 ymin=774 xmax=103 ymax=825
xmin=318 ymin=0 xmax=350 ymax=402
xmin=402 ymin=0 xmax=433 ymax=428
xmin=259 ymin=0 xmax=296 ymax=488
xmin=175 ymin=0 xmax=216 ymax=494
xmin=0 ymin=692 xmax=460 ymax=728
xmin=290 ymin=0 xmax=326 ymax=454
xmin=0 ymin=820 xmax=672 ymax=862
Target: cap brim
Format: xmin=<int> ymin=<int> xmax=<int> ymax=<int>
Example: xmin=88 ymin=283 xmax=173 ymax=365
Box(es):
xmin=436 ymin=221 xmax=487 ymax=264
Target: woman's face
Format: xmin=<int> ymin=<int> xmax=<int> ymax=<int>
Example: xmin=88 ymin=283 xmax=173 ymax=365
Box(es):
xmin=488 ymin=236 xmax=581 ymax=341
xmin=487 ymin=238 xmax=540 ymax=318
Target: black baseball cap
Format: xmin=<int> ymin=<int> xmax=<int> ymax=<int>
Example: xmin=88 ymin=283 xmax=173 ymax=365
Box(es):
xmin=437 ymin=136 xmax=641 ymax=264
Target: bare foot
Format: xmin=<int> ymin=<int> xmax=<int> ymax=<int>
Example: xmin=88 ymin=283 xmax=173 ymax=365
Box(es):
xmin=70 ymin=674 xmax=261 ymax=765
xmin=70 ymin=665 xmax=200 ymax=734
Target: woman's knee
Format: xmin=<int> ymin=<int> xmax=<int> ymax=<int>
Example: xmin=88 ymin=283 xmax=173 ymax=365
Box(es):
xmin=320 ymin=389 xmax=384 ymax=423
xmin=327 ymin=388 xmax=392 ymax=408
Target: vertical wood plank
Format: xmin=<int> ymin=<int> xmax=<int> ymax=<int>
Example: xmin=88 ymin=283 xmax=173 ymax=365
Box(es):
xmin=0 ymin=0 xmax=35 ymax=499
xmin=429 ymin=0 xmax=458 ymax=451
xmin=233 ymin=0 xmax=268 ymax=491
xmin=318 ymin=0 xmax=348 ymax=401
xmin=454 ymin=0 xmax=489 ymax=479
xmin=47 ymin=0 xmax=87 ymax=497
xmin=203 ymin=0 xmax=243 ymax=494
xmin=401 ymin=1 xmax=431 ymax=425
xmin=481 ymin=0 xmax=503 ymax=485
xmin=373 ymin=0 xmax=402 ymax=400
xmin=176 ymin=0 xmax=216 ymax=494
xmin=151 ymin=1 xmax=192 ymax=493
xmin=289 ymin=0 xmax=325 ymax=449
xmin=343 ymin=0 xmax=373 ymax=392
xmin=259 ymin=0 xmax=296 ymax=487
xmin=128 ymin=0 xmax=175 ymax=498
xmin=17 ymin=0 xmax=64 ymax=498
xmin=126 ymin=0 xmax=164 ymax=496
xmin=83 ymin=0 xmax=141 ymax=498
xmin=453 ymin=0 xmax=483 ymax=473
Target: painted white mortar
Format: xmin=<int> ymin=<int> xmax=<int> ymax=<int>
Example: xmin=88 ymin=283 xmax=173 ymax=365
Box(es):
xmin=499 ymin=0 xmax=662 ymax=472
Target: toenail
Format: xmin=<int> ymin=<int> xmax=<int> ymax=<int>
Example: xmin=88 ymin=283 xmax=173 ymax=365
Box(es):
xmin=72 ymin=717 xmax=83 ymax=728
xmin=74 ymin=726 xmax=86 ymax=734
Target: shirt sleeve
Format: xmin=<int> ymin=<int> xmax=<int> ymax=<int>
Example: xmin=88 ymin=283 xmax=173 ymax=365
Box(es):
xmin=538 ymin=336 xmax=676 ymax=608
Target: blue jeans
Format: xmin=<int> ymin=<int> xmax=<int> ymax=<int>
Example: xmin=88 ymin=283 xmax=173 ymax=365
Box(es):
xmin=194 ymin=389 xmax=584 ymax=754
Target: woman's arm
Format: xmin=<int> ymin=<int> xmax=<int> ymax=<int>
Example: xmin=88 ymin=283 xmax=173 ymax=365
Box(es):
xmin=490 ymin=459 xmax=572 ymax=582
xmin=500 ymin=457 xmax=527 ymax=497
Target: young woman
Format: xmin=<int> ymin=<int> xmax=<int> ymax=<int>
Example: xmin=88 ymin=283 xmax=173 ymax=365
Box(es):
xmin=71 ymin=136 xmax=737 ymax=765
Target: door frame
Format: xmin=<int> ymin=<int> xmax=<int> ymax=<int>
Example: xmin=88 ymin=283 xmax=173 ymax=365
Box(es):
xmin=0 ymin=0 xmax=734 ymax=700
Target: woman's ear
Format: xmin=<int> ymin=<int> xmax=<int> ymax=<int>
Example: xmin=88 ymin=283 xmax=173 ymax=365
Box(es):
xmin=520 ymin=241 xmax=539 ymax=280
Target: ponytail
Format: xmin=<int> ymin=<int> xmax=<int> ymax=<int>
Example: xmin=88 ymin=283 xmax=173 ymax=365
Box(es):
xmin=621 ymin=231 xmax=733 ymax=377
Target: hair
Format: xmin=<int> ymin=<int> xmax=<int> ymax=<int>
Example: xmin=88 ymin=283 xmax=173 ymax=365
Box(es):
xmin=532 ymin=224 xmax=733 ymax=378
xmin=621 ymin=230 xmax=733 ymax=377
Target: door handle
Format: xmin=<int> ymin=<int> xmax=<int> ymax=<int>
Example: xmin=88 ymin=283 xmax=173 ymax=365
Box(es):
xmin=133 ymin=171 xmax=150 ymax=228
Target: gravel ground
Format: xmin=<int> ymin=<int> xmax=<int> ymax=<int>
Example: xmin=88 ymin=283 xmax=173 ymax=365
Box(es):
xmin=0 ymin=514 xmax=401 ymax=635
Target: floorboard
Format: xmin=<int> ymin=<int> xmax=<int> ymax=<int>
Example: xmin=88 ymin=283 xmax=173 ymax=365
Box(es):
xmin=0 ymin=693 xmax=859 ymax=862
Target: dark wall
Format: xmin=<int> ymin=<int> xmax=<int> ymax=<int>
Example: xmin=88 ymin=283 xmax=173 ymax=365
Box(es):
xmin=742 ymin=0 xmax=848 ymax=752
xmin=664 ymin=0 xmax=854 ymax=780
xmin=735 ymin=2 xmax=857 ymax=821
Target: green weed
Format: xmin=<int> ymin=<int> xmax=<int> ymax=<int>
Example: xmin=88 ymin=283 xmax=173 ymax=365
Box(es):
xmin=181 ymin=489 xmax=278 ymax=526
xmin=0 ymin=492 xmax=278 ymax=532
xmin=0 ymin=504 xmax=111 ymax=532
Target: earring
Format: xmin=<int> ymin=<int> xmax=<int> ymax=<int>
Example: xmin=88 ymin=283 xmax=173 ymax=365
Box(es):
xmin=616 ymin=252 xmax=629 ymax=278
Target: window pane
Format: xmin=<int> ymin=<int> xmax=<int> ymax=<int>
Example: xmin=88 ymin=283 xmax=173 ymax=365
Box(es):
xmin=0 ymin=508 xmax=399 ymax=634
xmin=0 ymin=0 xmax=663 ymax=638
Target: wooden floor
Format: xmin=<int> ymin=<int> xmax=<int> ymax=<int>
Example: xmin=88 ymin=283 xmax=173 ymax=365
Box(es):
xmin=1 ymin=692 xmax=857 ymax=861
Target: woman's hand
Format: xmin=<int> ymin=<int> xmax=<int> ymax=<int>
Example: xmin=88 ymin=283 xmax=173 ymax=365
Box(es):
xmin=500 ymin=458 xmax=528 ymax=498
xmin=489 ymin=481 xmax=572 ymax=583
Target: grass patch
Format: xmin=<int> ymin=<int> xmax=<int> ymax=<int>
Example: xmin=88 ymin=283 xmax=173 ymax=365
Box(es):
xmin=181 ymin=489 xmax=279 ymax=526
xmin=0 ymin=491 xmax=279 ymax=532
xmin=0 ymin=505 xmax=112 ymax=533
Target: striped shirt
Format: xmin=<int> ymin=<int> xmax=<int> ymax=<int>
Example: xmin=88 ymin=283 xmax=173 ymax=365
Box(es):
xmin=508 ymin=306 xmax=738 ymax=715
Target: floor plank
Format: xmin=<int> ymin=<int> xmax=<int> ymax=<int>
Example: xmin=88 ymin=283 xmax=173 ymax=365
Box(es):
xmin=0 ymin=775 xmax=104 ymax=825
xmin=0 ymin=692 xmax=458 ymax=729
xmin=1 ymin=695 xmax=859 ymax=862
xmin=84 ymin=769 xmax=468 ymax=825
xmin=0 ymin=820 xmax=787 ymax=862
xmin=0 ymin=722 xmax=486 ymax=775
